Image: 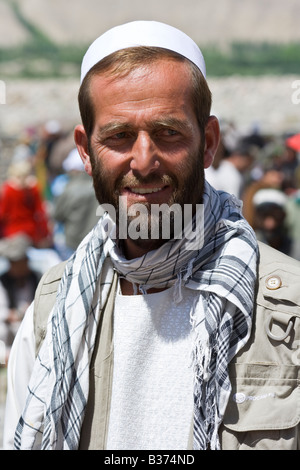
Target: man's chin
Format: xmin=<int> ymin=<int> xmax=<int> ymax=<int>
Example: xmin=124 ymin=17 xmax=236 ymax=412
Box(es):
xmin=128 ymin=237 xmax=167 ymax=251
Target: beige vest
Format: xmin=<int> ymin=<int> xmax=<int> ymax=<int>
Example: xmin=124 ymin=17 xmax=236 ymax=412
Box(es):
xmin=33 ymin=242 xmax=300 ymax=450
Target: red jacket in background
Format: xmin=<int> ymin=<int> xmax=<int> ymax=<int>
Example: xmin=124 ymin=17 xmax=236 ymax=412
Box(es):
xmin=0 ymin=180 xmax=50 ymax=246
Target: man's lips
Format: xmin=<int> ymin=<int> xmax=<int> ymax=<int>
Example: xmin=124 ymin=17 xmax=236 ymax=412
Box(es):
xmin=121 ymin=185 xmax=171 ymax=201
xmin=129 ymin=186 xmax=165 ymax=194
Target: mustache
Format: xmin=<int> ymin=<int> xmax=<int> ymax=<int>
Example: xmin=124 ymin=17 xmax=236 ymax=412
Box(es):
xmin=117 ymin=173 xmax=177 ymax=190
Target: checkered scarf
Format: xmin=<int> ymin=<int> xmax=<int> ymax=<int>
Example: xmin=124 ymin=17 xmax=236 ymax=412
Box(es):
xmin=14 ymin=182 xmax=257 ymax=450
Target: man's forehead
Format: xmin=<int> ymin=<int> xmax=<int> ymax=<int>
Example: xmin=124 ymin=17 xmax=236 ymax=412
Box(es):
xmin=88 ymin=59 xmax=194 ymax=107
xmin=81 ymin=20 xmax=206 ymax=84
xmin=89 ymin=56 xmax=190 ymax=84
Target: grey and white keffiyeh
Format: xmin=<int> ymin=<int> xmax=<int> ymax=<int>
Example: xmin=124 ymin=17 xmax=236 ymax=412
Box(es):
xmin=14 ymin=182 xmax=258 ymax=450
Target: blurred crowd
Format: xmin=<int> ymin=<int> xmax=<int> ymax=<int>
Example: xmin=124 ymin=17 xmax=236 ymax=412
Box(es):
xmin=0 ymin=117 xmax=300 ymax=363
xmin=0 ymin=120 xmax=99 ymax=363
xmin=206 ymin=120 xmax=300 ymax=259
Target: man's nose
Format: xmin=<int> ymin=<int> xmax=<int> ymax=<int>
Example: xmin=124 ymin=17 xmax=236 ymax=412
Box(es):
xmin=130 ymin=132 xmax=160 ymax=177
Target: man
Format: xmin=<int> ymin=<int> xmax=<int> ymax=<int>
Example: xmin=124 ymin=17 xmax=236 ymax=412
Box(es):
xmin=4 ymin=21 xmax=300 ymax=450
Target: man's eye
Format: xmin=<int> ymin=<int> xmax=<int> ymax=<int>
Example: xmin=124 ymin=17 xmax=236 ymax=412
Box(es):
xmin=114 ymin=132 xmax=128 ymax=139
xmin=160 ymin=129 xmax=178 ymax=137
xmin=167 ymin=129 xmax=177 ymax=135
xmin=103 ymin=132 xmax=130 ymax=144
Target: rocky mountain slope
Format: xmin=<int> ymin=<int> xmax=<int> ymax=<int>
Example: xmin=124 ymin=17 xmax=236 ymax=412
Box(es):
xmin=1 ymin=0 xmax=300 ymax=48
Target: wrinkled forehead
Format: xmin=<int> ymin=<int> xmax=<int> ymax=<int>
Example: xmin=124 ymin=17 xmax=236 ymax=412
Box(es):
xmin=81 ymin=20 xmax=206 ymax=83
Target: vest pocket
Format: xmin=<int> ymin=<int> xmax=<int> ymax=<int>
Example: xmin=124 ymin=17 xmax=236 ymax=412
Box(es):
xmin=220 ymin=363 xmax=300 ymax=449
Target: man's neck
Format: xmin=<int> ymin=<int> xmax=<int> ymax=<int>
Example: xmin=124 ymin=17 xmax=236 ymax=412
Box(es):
xmin=120 ymin=277 xmax=167 ymax=295
xmin=119 ymin=238 xmax=172 ymax=295
xmin=120 ymin=237 xmax=169 ymax=295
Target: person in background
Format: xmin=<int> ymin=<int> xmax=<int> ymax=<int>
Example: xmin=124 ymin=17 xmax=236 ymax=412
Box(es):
xmin=273 ymin=141 xmax=299 ymax=194
xmin=53 ymin=148 xmax=100 ymax=259
xmin=0 ymin=235 xmax=40 ymax=364
xmin=0 ymin=160 xmax=52 ymax=248
xmin=34 ymin=120 xmax=63 ymax=199
xmin=252 ymin=188 xmax=292 ymax=255
xmin=242 ymin=168 xmax=284 ymax=228
xmin=205 ymin=141 xmax=254 ymax=198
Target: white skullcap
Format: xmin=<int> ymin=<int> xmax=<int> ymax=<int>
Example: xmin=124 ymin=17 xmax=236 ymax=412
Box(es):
xmin=253 ymin=189 xmax=287 ymax=208
xmin=81 ymin=20 xmax=206 ymax=83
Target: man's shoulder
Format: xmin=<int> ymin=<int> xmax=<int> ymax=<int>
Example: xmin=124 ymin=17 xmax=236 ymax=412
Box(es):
xmin=256 ymin=241 xmax=300 ymax=310
xmin=34 ymin=259 xmax=67 ymax=319
xmin=38 ymin=260 xmax=68 ymax=286
xmin=258 ymin=240 xmax=300 ymax=273
xmin=33 ymin=260 xmax=67 ymax=354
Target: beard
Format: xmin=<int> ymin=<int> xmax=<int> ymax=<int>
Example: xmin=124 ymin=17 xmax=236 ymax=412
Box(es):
xmin=89 ymin=143 xmax=205 ymax=250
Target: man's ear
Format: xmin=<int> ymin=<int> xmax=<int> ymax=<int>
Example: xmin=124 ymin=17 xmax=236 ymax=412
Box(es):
xmin=203 ymin=116 xmax=220 ymax=169
xmin=74 ymin=125 xmax=93 ymax=176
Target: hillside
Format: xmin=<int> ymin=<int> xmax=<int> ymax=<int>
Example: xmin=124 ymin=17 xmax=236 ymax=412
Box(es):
xmin=1 ymin=0 xmax=300 ymax=47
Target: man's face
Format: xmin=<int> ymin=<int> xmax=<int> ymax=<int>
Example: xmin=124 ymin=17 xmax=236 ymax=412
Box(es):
xmin=75 ymin=59 xmax=217 ymax=256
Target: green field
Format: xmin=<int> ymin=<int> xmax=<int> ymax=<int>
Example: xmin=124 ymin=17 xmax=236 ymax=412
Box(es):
xmin=1 ymin=37 xmax=299 ymax=79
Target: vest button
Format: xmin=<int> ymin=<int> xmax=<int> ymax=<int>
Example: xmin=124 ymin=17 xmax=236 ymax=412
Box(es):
xmin=266 ymin=275 xmax=282 ymax=290
xmin=233 ymin=393 xmax=246 ymax=403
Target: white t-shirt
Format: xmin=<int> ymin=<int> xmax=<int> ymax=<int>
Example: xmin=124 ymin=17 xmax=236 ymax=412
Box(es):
xmin=106 ymin=284 xmax=196 ymax=450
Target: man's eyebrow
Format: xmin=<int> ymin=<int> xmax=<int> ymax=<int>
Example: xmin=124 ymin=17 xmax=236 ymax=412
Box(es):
xmin=149 ymin=117 xmax=194 ymax=133
xmin=95 ymin=117 xmax=194 ymax=139
xmin=96 ymin=122 xmax=134 ymax=139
